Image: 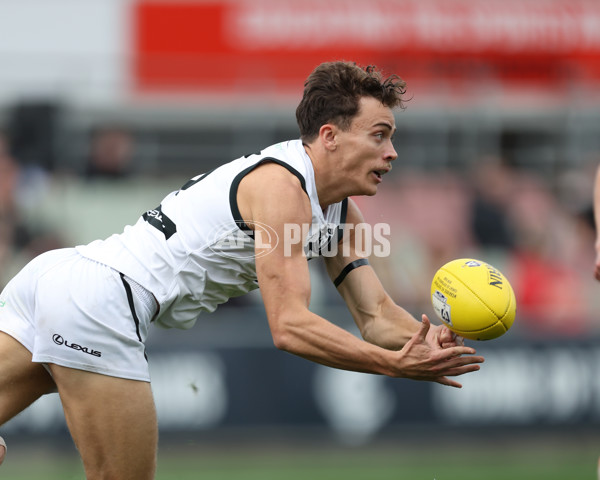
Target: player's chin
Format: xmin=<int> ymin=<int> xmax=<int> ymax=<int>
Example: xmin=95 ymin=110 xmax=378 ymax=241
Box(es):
xmin=353 ymin=177 xmax=381 ymax=197
xmin=362 ymin=181 xmax=380 ymax=196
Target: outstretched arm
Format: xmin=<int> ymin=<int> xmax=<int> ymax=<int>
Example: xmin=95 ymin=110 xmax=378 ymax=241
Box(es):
xmin=238 ymin=165 xmax=482 ymax=387
xmin=324 ymin=198 xmax=459 ymax=350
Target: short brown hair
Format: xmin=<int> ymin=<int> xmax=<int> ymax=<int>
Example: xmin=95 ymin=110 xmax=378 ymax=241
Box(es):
xmin=296 ymin=61 xmax=406 ymax=143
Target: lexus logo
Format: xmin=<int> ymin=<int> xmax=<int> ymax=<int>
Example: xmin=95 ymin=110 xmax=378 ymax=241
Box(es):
xmin=51 ymin=333 xmax=102 ymax=357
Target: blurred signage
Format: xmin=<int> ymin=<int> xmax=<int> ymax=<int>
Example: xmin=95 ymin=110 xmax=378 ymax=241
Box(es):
xmin=133 ymin=0 xmax=600 ymax=95
xmin=5 ymin=341 xmax=600 ymax=443
xmin=433 ymin=344 xmax=600 ymax=424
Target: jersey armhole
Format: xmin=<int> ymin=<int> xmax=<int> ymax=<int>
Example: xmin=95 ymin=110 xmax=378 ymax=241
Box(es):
xmin=229 ymin=157 xmax=309 ymax=238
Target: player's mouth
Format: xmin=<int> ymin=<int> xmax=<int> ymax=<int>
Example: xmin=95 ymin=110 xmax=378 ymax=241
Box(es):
xmin=372 ymin=168 xmax=390 ymax=183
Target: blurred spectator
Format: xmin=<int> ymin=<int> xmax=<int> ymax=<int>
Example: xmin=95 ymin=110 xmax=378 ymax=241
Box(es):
xmin=0 ymin=132 xmax=64 ymax=289
xmin=468 ymin=156 xmax=516 ymax=251
xmin=505 ymin=173 xmax=591 ymax=336
xmin=84 ymin=126 xmax=136 ymax=179
xmin=554 ymin=164 xmax=597 ymax=275
xmin=8 ymin=101 xmax=61 ymax=171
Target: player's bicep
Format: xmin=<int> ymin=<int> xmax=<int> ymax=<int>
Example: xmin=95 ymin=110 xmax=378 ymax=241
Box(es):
xmin=238 ymin=164 xmax=314 ymax=325
xmin=255 ymin=225 xmax=312 ymax=319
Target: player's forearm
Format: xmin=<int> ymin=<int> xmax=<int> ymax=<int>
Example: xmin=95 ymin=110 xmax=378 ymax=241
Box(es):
xmin=358 ymin=295 xmax=420 ymax=350
xmin=334 ymin=264 xmax=420 ymax=350
xmin=269 ymin=309 xmax=397 ymax=376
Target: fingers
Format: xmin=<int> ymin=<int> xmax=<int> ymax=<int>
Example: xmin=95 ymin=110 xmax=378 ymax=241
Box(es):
xmin=418 ymin=315 xmax=431 ymax=340
xmin=431 ymin=354 xmax=484 ymax=387
xmin=432 ymin=362 xmax=483 ymax=389
xmin=437 ymin=344 xmax=479 ymax=358
xmin=436 ymin=376 xmax=463 ymax=389
xmin=440 ymin=330 xmax=464 ymax=348
xmin=431 ymin=347 xmax=484 ymax=380
xmin=447 ymin=331 xmax=465 ymax=347
xmin=437 ymin=354 xmax=485 ymax=368
xmin=405 ymin=315 xmax=484 ymax=386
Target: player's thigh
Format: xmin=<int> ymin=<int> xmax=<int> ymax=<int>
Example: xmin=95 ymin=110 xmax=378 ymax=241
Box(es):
xmin=0 ymin=332 xmax=56 ymax=425
xmin=49 ymin=364 xmax=157 ymax=480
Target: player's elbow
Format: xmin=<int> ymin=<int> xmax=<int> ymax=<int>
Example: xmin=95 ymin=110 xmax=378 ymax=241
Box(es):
xmin=267 ymin=310 xmax=307 ymax=353
xmin=271 ymin=329 xmax=292 ymax=351
xmin=268 ymin=316 xmax=295 ymax=352
xmin=358 ymin=320 xmax=375 ymax=345
xmin=271 ymin=327 xmax=300 ymax=353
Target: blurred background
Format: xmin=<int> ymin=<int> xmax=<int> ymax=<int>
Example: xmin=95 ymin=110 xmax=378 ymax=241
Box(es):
xmin=2 ymin=0 xmax=600 ymax=478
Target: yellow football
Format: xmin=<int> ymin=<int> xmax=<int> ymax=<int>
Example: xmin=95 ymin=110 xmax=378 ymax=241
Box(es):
xmin=430 ymin=258 xmax=516 ymax=341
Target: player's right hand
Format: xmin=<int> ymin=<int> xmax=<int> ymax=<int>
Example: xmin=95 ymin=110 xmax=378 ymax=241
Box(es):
xmin=395 ymin=315 xmax=484 ymax=388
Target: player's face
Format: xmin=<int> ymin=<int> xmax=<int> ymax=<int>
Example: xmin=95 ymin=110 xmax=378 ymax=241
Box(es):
xmin=334 ymin=97 xmax=397 ymax=196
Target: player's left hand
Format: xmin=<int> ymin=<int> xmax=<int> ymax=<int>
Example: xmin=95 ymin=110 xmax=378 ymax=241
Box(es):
xmin=426 ymin=321 xmax=464 ymax=349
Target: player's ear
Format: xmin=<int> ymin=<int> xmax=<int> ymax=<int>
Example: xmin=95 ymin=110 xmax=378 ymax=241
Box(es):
xmin=319 ymin=124 xmax=338 ymax=152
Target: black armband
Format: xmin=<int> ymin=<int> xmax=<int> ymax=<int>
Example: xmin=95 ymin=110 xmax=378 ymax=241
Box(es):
xmin=333 ymin=259 xmax=369 ymax=287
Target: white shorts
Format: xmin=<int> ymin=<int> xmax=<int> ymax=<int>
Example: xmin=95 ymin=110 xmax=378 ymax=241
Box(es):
xmin=0 ymin=248 xmax=157 ymax=382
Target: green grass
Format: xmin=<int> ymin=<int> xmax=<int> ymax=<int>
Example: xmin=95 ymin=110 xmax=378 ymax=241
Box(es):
xmin=1 ymin=434 xmax=597 ymax=480
xmin=154 ymin=445 xmax=596 ymax=480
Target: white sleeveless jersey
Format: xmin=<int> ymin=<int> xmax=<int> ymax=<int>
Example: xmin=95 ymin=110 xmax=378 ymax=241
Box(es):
xmin=76 ymin=140 xmax=348 ymax=329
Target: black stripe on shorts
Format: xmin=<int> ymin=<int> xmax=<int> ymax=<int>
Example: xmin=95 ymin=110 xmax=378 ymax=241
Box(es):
xmin=119 ymin=273 xmax=147 ymax=361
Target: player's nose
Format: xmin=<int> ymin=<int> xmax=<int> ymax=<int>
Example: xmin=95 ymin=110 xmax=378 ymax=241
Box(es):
xmin=385 ymin=140 xmax=398 ymax=162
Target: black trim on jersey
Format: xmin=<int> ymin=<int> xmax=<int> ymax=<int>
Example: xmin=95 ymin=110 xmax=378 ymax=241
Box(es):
xmin=142 ymin=204 xmax=177 ymax=240
xmin=333 ymin=258 xmax=369 ymax=287
xmin=177 ymin=169 xmax=215 ymax=193
xmin=229 ymin=157 xmax=308 ymax=238
xmin=119 ymin=273 xmax=148 ymax=361
xmin=338 ymin=197 xmax=349 ymax=242
xmin=322 ymin=197 xmax=349 ymax=253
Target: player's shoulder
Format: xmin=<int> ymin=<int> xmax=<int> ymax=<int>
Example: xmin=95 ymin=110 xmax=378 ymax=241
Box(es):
xmin=242 ymin=141 xmax=309 ymax=191
xmin=241 ymin=161 xmax=306 ymax=196
xmin=254 ymin=140 xmax=309 ymax=175
xmin=257 ymin=139 xmax=304 ymax=159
